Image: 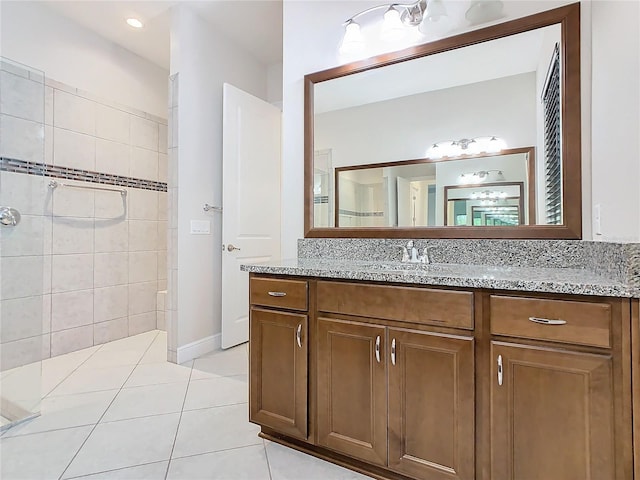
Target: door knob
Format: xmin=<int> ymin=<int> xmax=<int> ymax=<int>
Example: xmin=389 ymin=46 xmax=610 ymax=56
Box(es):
xmin=0 ymin=207 xmax=20 ymax=227
xmin=227 ymin=244 xmax=241 ymax=252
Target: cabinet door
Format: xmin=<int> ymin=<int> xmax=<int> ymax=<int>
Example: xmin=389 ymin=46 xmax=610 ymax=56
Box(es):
xmin=491 ymin=342 xmax=615 ymax=480
xmin=249 ymin=307 xmax=308 ymax=440
xmin=317 ymin=317 xmax=387 ymax=466
xmin=388 ymin=328 xmax=475 ymax=480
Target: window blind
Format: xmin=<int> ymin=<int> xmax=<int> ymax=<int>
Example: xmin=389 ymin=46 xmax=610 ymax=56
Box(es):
xmin=543 ymin=44 xmax=562 ymax=225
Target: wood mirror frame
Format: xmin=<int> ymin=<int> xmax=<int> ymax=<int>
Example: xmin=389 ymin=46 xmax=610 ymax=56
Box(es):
xmin=304 ymin=3 xmax=581 ymax=239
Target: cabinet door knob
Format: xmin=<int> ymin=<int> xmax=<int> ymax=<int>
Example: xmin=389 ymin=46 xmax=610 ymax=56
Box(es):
xmin=296 ymin=324 xmax=302 ymax=348
xmin=497 ymin=354 xmax=503 ymax=386
xmin=375 ymin=335 xmax=381 ymax=363
xmin=391 ymin=338 xmax=396 ymax=366
xmin=528 ymin=316 xmax=567 ymax=325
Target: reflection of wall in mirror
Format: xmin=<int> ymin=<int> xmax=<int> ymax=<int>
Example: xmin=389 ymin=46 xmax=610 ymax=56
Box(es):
xmin=337 ymin=176 xmax=385 ymax=227
xmin=314 ymin=73 xmax=536 ymax=172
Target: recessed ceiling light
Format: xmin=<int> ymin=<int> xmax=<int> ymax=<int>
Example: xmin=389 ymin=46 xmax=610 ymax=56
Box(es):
xmin=126 ymin=18 xmax=143 ymax=29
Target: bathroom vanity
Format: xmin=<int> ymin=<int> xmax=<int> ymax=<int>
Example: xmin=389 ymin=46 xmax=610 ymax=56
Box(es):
xmin=243 ymin=258 xmax=639 ymax=480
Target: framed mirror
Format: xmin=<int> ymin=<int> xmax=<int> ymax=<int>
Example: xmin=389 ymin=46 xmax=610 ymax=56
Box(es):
xmin=304 ymin=3 xmax=581 ymax=239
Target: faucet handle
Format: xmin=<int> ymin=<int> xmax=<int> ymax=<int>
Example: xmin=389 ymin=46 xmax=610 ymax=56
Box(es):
xmin=406 ymin=240 xmax=414 ymax=248
xmin=422 ymin=246 xmax=434 ymax=264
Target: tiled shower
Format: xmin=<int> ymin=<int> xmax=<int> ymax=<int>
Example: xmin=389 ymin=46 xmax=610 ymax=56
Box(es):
xmin=0 ymin=58 xmax=168 ymax=427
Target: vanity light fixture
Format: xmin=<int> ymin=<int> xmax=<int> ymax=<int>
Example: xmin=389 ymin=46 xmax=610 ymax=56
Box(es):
xmin=426 ymin=136 xmax=508 ymax=160
xmin=459 ymin=169 xmax=505 ymax=184
xmin=470 ymin=190 xmax=509 ymax=200
xmin=126 ymin=18 xmax=144 ymax=29
xmin=339 ymin=0 xmax=503 ymax=54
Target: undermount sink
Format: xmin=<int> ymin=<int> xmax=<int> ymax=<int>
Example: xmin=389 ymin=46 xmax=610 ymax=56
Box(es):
xmin=360 ymin=261 xmax=454 ymax=273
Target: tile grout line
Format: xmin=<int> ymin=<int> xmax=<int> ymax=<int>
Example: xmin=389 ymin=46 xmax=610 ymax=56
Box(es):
xmin=263 ymin=439 xmax=274 ymax=480
xmin=57 ymin=331 xmax=160 ymax=480
xmin=63 ymin=459 xmax=167 ymax=480
xmin=43 ymin=342 xmax=108 ymax=398
xmin=163 ymin=359 xmax=194 ymax=480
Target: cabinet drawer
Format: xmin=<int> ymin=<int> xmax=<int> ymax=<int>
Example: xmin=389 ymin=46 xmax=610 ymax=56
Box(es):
xmin=490 ymin=295 xmax=612 ymax=348
xmin=317 ymin=281 xmax=473 ymax=329
xmin=250 ymin=277 xmax=308 ymax=311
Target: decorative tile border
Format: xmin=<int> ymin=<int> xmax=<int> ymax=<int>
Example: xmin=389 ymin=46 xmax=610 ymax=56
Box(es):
xmin=338 ymin=209 xmax=384 ymax=217
xmin=1 ymin=157 xmax=167 ymax=192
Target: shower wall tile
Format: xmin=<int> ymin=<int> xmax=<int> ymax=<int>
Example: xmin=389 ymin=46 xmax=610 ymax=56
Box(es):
xmin=53 ymin=90 xmax=95 ymax=136
xmin=158 ymin=153 xmax=168 ymax=183
xmin=53 ymin=127 xmax=96 ymax=171
xmin=129 ymin=220 xmax=158 ymax=252
xmin=4 ymin=74 xmax=168 ymax=363
xmin=52 ymin=217 xmax=94 ymax=255
xmin=0 ymin=70 xmax=44 ymax=123
xmin=1 ymin=256 xmax=44 ymax=300
xmin=130 ymin=146 xmax=158 ymax=181
xmin=94 ymin=191 xmax=127 ymax=219
xmin=96 ymin=138 xmax=129 ymax=177
xmin=94 ymin=220 xmax=128 ymax=253
xmin=0 ymin=214 xmax=45 ymax=257
xmin=0 ymin=335 xmax=44 ymax=371
xmin=94 ymin=317 xmax=128 ymax=345
xmin=0 ymin=172 xmax=47 ymax=216
xmin=94 ymin=285 xmax=128 ymax=323
xmin=128 ymin=312 xmax=157 ymax=336
xmin=158 ymin=192 xmax=168 ymax=221
xmin=51 ymin=184 xmax=95 ymax=218
xmin=158 ymin=124 xmax=168 ymax=154
xmin=51 ymin=289 xmax=93 ymax=331
xmin=44 ymin=125 xmax=53 ymax=164
xmin=42 ymin=294 xmax=51 ymax=335
xmin=94 ymin=252 xmax=128 ymax=287
xmin=51 ymin=325 xmax=93 ymax=357
xmin=0 ymin=114 xmax=45 ymax=163
xmin=157 ymin=222 xmax=168 ymax=251
xmin=131 ymin=116 xmax=159 ymax=151
xmin=0 ymin=296 xmax=43 ymax=343
xmin=129 ymin=189 xmax=158 ymax=221
xmin=51 ymin=254 xmax=93 ymax=293
xmin=45 ymin=86 xmax=53 ymax=125
xmin=129 ymin=252 xmax=157 ymax=284
xmin=95 ymin=104 xmax=130 ymax=144
xmin=128 ymin=281 xmax=158 ymax=316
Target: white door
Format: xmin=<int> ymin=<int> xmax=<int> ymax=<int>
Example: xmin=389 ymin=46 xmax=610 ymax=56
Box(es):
xmin=397 ymin=177 xmax=411 ymax=227
xmin=222 ymin=84 xmax=281 ymax=349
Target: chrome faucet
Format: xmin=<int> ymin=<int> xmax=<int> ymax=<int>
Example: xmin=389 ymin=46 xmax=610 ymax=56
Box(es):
xmin=401 ymin=241 xmax=420 ymax=263
xmin=418 ymin=246 xmax=434 ymax=264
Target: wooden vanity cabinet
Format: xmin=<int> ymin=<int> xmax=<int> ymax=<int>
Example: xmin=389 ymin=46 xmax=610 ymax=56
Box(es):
xmin=488 ymin=294 xmax=632 ymax=480
xmin=248 ymin=276 xmax=309 ymax=440
xmin=316 ymin=281 xmax=476 ymax=480
xmin=248 ymin=274 xmax=636 ymax=480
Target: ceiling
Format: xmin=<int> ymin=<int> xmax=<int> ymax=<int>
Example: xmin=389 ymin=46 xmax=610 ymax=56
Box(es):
xmin=41 ymin=0 xmax=283 ymax=70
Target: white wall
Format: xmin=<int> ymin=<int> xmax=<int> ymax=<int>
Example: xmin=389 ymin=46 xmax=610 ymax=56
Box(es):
xmin=315 ymin=73 xmax=536 ymax=169
xmin=268 ymin=62 xmax=284 ymax=108
xmin=282 ymin=0 xmax=640 ymax=253
xmin=0 ymin=1 xmax=168 ymax=118
xmin=590 ymin=0 xmax=640 ymax=242
xmin=170 ymin=6 xmax=269 ymax=350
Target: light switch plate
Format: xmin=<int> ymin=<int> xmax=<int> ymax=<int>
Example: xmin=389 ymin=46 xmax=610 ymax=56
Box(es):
xmin=190 ymin=220 xmax=210 ymax=234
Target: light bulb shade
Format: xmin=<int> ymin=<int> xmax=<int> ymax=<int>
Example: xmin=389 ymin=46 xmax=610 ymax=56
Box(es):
xmin=340 ymin=21 xmax=365 ymax=55
xmin=418 ymin=0 xmax=452 ymax=37
xmin=487 ymin=136 xmax=507 ymax=153
xmin=426 ymin=143 xmax=443 ymax=159
xmin=381 ymin=6 xmax=406 ymax=41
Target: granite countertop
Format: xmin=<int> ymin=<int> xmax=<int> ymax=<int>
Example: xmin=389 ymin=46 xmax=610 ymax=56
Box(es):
xmin=240 ymin=258 xmax=640 ymax=298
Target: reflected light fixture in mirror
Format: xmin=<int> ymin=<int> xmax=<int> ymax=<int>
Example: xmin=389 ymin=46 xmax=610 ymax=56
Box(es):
xmin=426 ymin=136 xmax=507 ymax=159
xmin=339 ymin=0 xmax=504 ymax=54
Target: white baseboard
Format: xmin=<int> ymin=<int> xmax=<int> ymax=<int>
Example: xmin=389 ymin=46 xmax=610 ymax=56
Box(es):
xmin=176 ymin=333 xmax=221 ymax=364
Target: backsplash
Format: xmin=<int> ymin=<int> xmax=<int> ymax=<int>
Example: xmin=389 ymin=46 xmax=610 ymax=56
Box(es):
xmin=298 ymin=239 xmax=640 ymax=287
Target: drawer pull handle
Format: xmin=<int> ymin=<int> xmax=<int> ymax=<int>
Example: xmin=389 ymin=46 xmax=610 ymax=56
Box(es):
xmin=375 ymin=336 xmax=381 ymax=363
xmin=267 ymin=291 xmax=287 ymax=297
xmin=528 ymin=316 xmax=567 ymax=326
xmin=296 ymin=324 xmax=302 ymax=348
xmin=497 ymin=354 xmax=503 ymax=386
xmin=391 ymin=338 xmax=396 ymax=366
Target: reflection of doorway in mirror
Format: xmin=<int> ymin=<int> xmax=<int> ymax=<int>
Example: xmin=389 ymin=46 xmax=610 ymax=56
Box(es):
xmin=314 ymin=149 xmax=333 ymax=227
xmin=398 ymin=178 xmax=434 ymax=227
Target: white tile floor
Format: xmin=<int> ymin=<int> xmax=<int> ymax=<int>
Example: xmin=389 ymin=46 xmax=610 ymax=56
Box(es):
xmin=0 ymin=330 xmax=370 ymax=480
